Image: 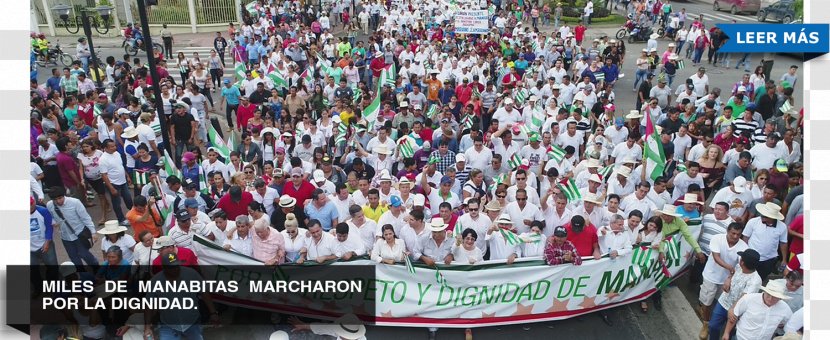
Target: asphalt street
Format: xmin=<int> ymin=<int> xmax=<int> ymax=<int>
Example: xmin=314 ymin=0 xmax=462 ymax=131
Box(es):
xmin=31 ymin=2 xmax=803 ymax=338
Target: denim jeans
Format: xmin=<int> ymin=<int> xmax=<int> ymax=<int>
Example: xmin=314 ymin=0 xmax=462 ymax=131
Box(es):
xmin=109 ymin=183 xmax=133 ymax=222
xmin=62 ymin=238 xmax=100 ymax=269
xmin=708 ymin=302 xmax=735 ymax=340
xmin=31 ymin=245 xmax=60 ymax=292
xmin=159 ymin=324 xmax=202 ymax=340
xmin=693 ymin=48 xmax=704 ymax=64
xmin=677 ymin=40 xmax=686 ymax=53
xmin=80 ymin=56 xmax=90 ymax=74
xmin=735 ymin=53 xmax=751 ymax=71
xmin=667 ymin=74 xmax=675 ymax=88
xmin=634 ymin=69 xmax=649 ymax=89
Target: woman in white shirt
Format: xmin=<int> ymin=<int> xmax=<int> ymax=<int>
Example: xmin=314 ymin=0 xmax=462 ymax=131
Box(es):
xmin=637 ymin=216 xmax=664 ymax=248
xmin=98 ymin=221 xmax=137 ymax=264
xmin=451 ymin=228 xmax=483 ymax=264
xmin=132 ymin=230 xmax=158 ymax=266
xmin=281 ymin=213 xmax=308 ymax=263
xmin=371 ymin=225 xmax=407 ymax=264
xmin=519 ymin=222 xmax=548 ymax=257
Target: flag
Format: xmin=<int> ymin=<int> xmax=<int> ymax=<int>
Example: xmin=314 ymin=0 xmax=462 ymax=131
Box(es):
xmin=499 ymin=228 xmax=521 ymax=246
xmin=454 ymin=222 xmax=463 ymax=237
xmin=93 ymin=104 xmax=102 ymax=117
xmin=198 ymin=167 xmax=209 ymax=195
xmin=530 ymin=106 xmax=545 ymax=131
xmin=352 ymin=87 xmax=363 ymax=103
xmin=428 ymin=153 xmax=441 ymax=165
xmin=662 ymin=235 xmax=682 ymax=263
xmin=557 ymin=178 xmax=582 ymax=201
xmin=362 ymin=86 xmax=382 ymax=129
xmin=472 ymin=86 xmax=481 ymax=98
xmin=644 ymin=110 xmax=666 ymax=181
xmin=267 ymin=64 xmax=288 ymax=88
xmin=426 ymin=104 xmax=440 ymax=119
xmin=397 ymin=136 xmax=417 ymax=158
xmin=226 ymin=129 xmax=236 ymax=154
xmin=207 ymin=124 xmax=231 ymax=161
xmin=514 ymin=88 xmax=529 ymax=105
xmin=547 ymin=145 xmax=566 ymax=162
xmin=594 ymin=72 xmax=605 ymax=82
xmin=403 ymin=255 xmax=416 ymax=275
xmin=780 ymin=100 xmax=793 ymax=114
xmin=676 ymin=60 xmax=686 ymax=70
xmin=334 ymin=122 xmax=349 ymax=146
xmin=460 ymin=114 xmax=474 ymax=130
xmin=507 ymin=153 xmax=522 ymax=169
xmin=151 ymin=176 xmax=176 ymax=233
xmin=676 ymin=163 xmax=687 ymax=173
xmin=132 ymin=170 xmax=150 ymax=187
xmin=516 ymin=123 xmax=532 ymax=136
xmin=301 ymin=67 xmax=314 ymax=86
xmin=233 ymin=58 xmax=247 ymax=88
xmin=521 ymin=233 xmax=543 ymax=243
xmin=382 ymin=63 xmax=396 ymax=87
xmin=598 ymin=166 xmax=614 ymax=179
xmin=161 ymin=149 xmax=180 ymax=179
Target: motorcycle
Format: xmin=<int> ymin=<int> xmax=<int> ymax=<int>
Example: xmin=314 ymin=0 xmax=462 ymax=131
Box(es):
xmin=615 ymin=18 xmax=636 ymax=39
xmin=627 ymin=26 xmax=655 ymax=43
xmin=123 ymin=36 xmax=164 ymax=57
xmin=34 ymin=40 xmax=75 ymax=67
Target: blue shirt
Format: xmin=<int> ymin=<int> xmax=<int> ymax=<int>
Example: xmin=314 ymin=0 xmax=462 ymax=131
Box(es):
xmin=675 ymin=205 xmax=701 ymax=220
xmin=180 ymin=164 xmax=202 ymax=190
xmin=304 ymin=201 xmax=340 ymax=232
xmin=46 ymin=76 xmax=62 ymax=92
xmin=600 ymin=64 xmax=620 ymax=83
xmin=246 ymin=43 xmax=260 ymax=61
xmin=222 ymin=86 xmax=241 ymax=105
xmin=30 ymin=205 xmax=54 ymax=251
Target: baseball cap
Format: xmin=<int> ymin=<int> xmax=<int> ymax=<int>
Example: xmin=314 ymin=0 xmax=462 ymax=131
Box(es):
xmin=175 ymin=210 xmax=191 ymax=221
xmin=732 ymin=176 xmax=747 ymax=193
xmin=161 ymin=253 xmax=181 ymax=267
xmin=775 ymin=159 xmax=788 ymax=172
xmin=570 ymin=215 xmax=586 ymax=230
xmin=223 ymin=79 xmax=231 ymax=85
xmin=737 ymin=249 xmax=761 ymax=268
xmin=553 ymin=226 xmax=568 ymax=237
xmin=440 ymin=176 xmax=453 ymax=185
xmin=276 ymin=147 xmax=286 ymax=155
xmin=153 ymin=236 xmax=175 ymax=249
xmin=183 ymin=198 xmax=199 ymax=209
xmin=390 ymin=195 xmax=402 ymax=207
xmin=181 ymin=151 xmax=196 ymax=162
xmin=455 ymin=154 xmax=466 ymax=163
xmin=313 ymin=169 xmax=326 ymax=183
xmin=290 ymin=167 xmax=304 ymax=177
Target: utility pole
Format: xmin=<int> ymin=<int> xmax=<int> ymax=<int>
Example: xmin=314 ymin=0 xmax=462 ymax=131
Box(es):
xmin=136 ymin=0 xmax=172 ymax=155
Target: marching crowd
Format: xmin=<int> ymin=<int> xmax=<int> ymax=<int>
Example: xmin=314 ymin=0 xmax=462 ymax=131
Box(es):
xmin=28 ymin=0 xmax=806 ymax=339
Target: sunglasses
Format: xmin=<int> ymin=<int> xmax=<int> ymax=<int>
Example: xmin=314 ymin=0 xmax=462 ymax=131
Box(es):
xmin=497 ymin=195 xmax=506 ymax=198
xmin=516 ymin=198 xmax=527 ymax=201
xmin=244 ymin=171 xmax=254 ymax=174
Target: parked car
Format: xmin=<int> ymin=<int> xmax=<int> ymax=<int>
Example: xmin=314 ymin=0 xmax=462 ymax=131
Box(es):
xmin=713 ymin=0 xmax=762 ymax=15
xmin=757 ymin=0 xmax=796 ymax=23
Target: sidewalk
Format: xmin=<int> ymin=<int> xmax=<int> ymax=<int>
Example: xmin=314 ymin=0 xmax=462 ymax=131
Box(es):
xmin=52 ymin=32 xmax=220 ymax=49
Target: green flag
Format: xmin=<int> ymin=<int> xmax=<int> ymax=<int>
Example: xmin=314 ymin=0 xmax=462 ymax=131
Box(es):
xmin=557 ymin=178 xmax=582 ymax=201
xmin=500 ymin=228 xmax=521 ymax=246
xmin=207 ymin=124 xmax=231 ymax=161
xmin=547 ymin=145 xmax=566 ymax=163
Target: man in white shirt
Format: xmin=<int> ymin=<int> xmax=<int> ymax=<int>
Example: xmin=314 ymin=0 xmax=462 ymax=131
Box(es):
xmin=329 ymin=184 xmax=353 ymax=220
xmin=297 ymin=221 xmax=338 ymax=264
xmin=620 ymin=182 xmax=657 ymax=221
xmin=333 ymin=223 xmax=367 ymax=260
xmin=574 ymin=193 xmax=610 ymax=228
xmin=504 ymin=188 xmax=543 ymax=234
xmin=688 ymin=67 xmax=710 ymax=97
xmin=415 ymin=219 xmax=453 ymax=266
xmin=377 ymin=196 xmax=407 ymax=237
xmin=749 ymin=133 xmax=787 ymax=171
xmin=697 ymin=222 xmax=747 ymax=339
xmin=597 ymin=214 xmax=632 ymax=257
xmin=610 ymin=135 xmax=643 ymax=166
xmin=485 ymin=214 xmax=522 ymax=263
xmin=724 ymin=281 xmax=793 ymax=340
xmin=670 ymin=161 xmax=705 ymax=202
xmin=455 ymin=198 xmax=491 ymax=253
xmin=742 ymin=202 xmax=788 ymax=282
xmin=464 ymin=136 xmax=493 ymax=171
xmin=647 ymin=177 xmax=672 ymax=208
xmin=709 ymin=176 xmax=753 ymax=223
xmin=251 ymin=179 xmax=279 ymax=216
xmin=400 ymin=210 xmax=431 ymax=259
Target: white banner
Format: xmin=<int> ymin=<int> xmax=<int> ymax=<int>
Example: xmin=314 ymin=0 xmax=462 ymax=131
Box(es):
xmin=454 ymin=10 xmax=490 ymax=35
xmin=192 ymin=224 xmax=700 ymax=328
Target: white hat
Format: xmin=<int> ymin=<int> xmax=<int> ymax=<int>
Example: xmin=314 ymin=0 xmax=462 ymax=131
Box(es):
xmin=398 ymin=176 xmax=412 ymax=186
xmin=616 ymin=166 xmax=632 ymax=178
xmin=732 ymin=176 xmax=747 ymax=193
xmin=312 ymin=169 xmax=326 ymax=183
xmin=583 ymin=193 xmax=603 ymax=205
xmin=668 ymin=43 xmax=676 ymax=47
xmin=152 ymin=236 xmax=175 ymax=249
xmin=269 ymin=331 xmax=290 ymax=340
xmin=455 ymin=154 xmax=466 ymax=163
xmin=495 ymin=214 xmax=513 ymax=225
xmin=589 ymin=173 xmax=603 ymax=183
xmin=621 ymin=157 xmax=637 ymax=165
xmin=504 ymin=98 xmax=514 ymax=105
xmin=413 ymin=194 xmax=426 ymax=206
xmin=98 ymin=220 xmax=128 ymax=235
xmin=279 ymin=195 xmax=297 ymax=208
xmin=656 ymin=204 xmax=680 ymax=217
xmin=399 ymin=101 xmax=409 ymax=108
xmin=374 ymin=145 xmax=392 ymax=155
xmin=626 ymin=110 xmax=643 ymax=120
xmin=413 ymin=104 xmax=422 ymax=110
xmin=668 ymin=53 xmax=679 ymax=60
xmin=551 ymin=83 xmax=563 ymax=90
xmin=650 ymin=33 xmax=660 ymax=39
xmin=59 ymin=261 xmax=77 ymax=278
xmin=649 ymin=47 xmax=657 ymax=52
xmin=737 ymin=85 xmax=747 ymax=93
xmin=756 ymin=202 xmax=785 ymax=220
xmin=332 ymin=115 xmax=342 ymax=124
xmin=586 ymin=158 xmax=602 ymax=168
xmin=760 ymin=280 xmax=792 ymax=300
xmin=641 ymin=48 xmax=648 ymax=53
xmin=679 ymin=193 xmax=701 ymax=204
xmin=259 ymin=127 xmax=276 ymax=137
xmin=332 ymin=314 xmax=367 ymax=339
xmin=429 ymin=219 xmax=448 ymax=232
xmin=121 ymin=126 xmax=139 ymax=139
xmin=281 ymin=131 xmax=293 ymax=137
xmin=116 ymin=107 xmax=131 ymax=115
xmin=529 ymin=95 xmax=539 ymax=102
xmin=379 ymin=172 xmax=393 ymax=182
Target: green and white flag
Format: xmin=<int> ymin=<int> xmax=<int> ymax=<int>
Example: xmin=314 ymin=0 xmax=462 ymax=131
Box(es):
xmin=628 ymin=245 xmax=654 ymax=284
xmin=362 ymin=87 xmax=382 ymax=130
xmin=426 ymin=104 xmax=440 ymax=119
xmin=132 ymin=170 xmax=150 ymax=187
xmin=514 ymin=88 xmax=529 ymax=105
xmin=499 ymin=228 xmax=521 ymax=246
xmin=460 ymin=114 xmax=474 ymax=130
xmin=472 ymin=86 xmax=481 ymax=98
xmin=454 ymin=222 xmax=463 ymax=237
xmin=198 ymin=167 xmax=209 ymax=195
xmin=598 ymin=165 xmax=614 ymax=180
xmin=207 ymin=123 xmax=231 ymax=162
xmin=644 ymin=108 xmax=666 ymax=180
xmin=383 ymin=63 xmax=396 ymax=87
xmin=557 ymin=178 xmax=582 ymax=201
xmin=93 ymin=104 xmax=102 ymax=118
xmin=780 ymin=100 xmax=793 ymax=114
xmin=267 ymin=64 xmax=288 ymax=89
xmin=676 ymin=60 xmax=686 ymax=70
xmin=403 ymin=255 xmax=416 ymax=275
xmin=352 ymin=87 xmax=363 ymax=103
xmin=397 ymin=136 xmax=417 ymax=158
xmin=594 ymin=72 xmax=605 ymax=82
xmin=507 ymin=153 xmax=522 ymax=169
xmin=161 ymin=149 xmax=180 ymax=179
xmin=530 ymin=107 xmax=546 ymax=131
xmin=520 ymin=233 xmax=543 ymax=243
xmin=334 ymin=122 xmax=349 ymax=146
xmin=301 ymin=67 xmax=314 ymax=86
xmin=547 ymin=145 xmax=566 ymax=162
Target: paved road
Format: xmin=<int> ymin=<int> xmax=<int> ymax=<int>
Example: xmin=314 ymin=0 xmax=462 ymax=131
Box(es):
xmin=31 ymin=6 xmax=803 ymax=339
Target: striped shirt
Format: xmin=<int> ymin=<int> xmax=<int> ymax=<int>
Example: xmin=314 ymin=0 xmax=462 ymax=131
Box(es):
xmin=700 ymin=214 xmax=734 ymax=255
xmin=731 ymin=120 xmax=758 ymax=138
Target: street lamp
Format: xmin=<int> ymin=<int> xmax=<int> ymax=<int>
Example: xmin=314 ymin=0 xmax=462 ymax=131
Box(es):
xmin=51 ymin=4 xmax=114 ymax=90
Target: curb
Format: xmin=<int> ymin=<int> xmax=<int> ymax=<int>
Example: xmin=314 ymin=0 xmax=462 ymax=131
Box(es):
xmin=662 ymin=286 xmax=704 ymax=339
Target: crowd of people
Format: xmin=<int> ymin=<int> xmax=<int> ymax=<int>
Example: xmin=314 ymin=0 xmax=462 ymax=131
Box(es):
xmin=28 ymin=0 xmax=806 ymax=339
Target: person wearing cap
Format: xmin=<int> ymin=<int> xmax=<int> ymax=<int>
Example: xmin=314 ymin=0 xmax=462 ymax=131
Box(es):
xmin=655 ymin=203 xmax=705 ymax=263
xmin=742 ymin=202 xmax=788 ymax=281
xmin=150 ymin=235 xmax=199 ymax=274
xmin=709 ymin=175 xmax=754 ymax=222
xmin=697 ymin=222 xmax=748 ymax=339
xmin=706 ymin=247 xmax=764 ymax=340
xmin=145 ymin=252 xmax=221 ymax=340
xmin=168 ymin=100 xmax=198 ymax=163
xmin=282 ymin=166 xmax=316 ymax=210
xmin=422 ymin=170 xmax=461 ymax=216
xmin=168 ymin=209 xmax=213 ymax=249
xmin=377 ymin=195 xmax=407 ymax=236
xmin=174 ymin=178 xmax=214 ymax=213
xmin=219 ymin=77 xmax=241 ymax=131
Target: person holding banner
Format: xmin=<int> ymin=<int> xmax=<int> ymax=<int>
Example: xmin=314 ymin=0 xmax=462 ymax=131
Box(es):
xmin=485 ymin=214 xmax=522 ymax=264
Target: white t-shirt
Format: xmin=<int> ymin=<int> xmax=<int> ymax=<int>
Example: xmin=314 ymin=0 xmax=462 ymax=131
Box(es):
xmin=672 ymin=134 xmax=693 ymax=161
xmin=101 ymin=235 xmax=137 ymax=263
xmin=702 ymin=234 xmax=748 ymax=285
xmin=98 ymin=151 xmax=127 ymax=185
xmin=749 ymin=143 xmax=788 ymax=170
xmin=742 ymin=217 xmax=788 ymax=261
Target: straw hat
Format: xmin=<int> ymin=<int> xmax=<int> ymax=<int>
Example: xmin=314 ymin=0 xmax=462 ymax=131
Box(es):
xmin=626 ymin=110 xmax=643 ymax=119
xmin=429 ymin=219 xmax=447 ymax=232
xmin=678 ymin=193 xmax=701 ymax=204
xmin=485 ymin=200 xmax=502 ymax=211
xmin=279 ymin=195 xmax=297 ymax=208
xmin=495 ymin=214 xmax=513 ymax=225
xmin=121 ymin=126 xmax=139 ymax=139
xmin=583 ymin=193 xmax=603 ymax=205
xmin=655 ymin=204 xmax=680 ymax=217
xmin=586 ymin=158 xmax=602 ymax=168
xmin=332 ymin=314 xmax=367 ymax=339
xmin=760 ymin=280 xmax=792 ymax=300
xmin=589 ymin=173 xmax=603 ymax=183
xmin=98 ymin=220 xmax=127 ymax=234
xmin=616 ymin=166 xmax=632 ymax=178
xmin=374 ymin=145 xmax=392 ymax=155
xmin=756 ymin=202 xmax=785 ymax=220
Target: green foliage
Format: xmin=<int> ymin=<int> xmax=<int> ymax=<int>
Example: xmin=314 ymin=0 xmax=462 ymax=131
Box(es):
xmin=147 ymin=6 xmax=191 ymax=25
xmin=794 ymin=0 xmax=803 ymax=19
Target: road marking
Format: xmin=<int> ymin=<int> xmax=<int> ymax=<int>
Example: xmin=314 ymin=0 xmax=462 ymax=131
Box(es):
xmin=686 ymin=12 xmax=753 ymax=23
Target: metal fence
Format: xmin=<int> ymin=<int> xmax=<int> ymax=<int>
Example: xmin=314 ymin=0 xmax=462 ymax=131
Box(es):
xmin=196 ymin=0 xmax=236 ymax=24
xmin=130 ymin=0 xmax=191 ymax=25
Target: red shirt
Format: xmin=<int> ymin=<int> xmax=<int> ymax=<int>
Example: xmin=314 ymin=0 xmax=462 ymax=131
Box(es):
xmin=283 ymin=181 xmax=316 ymax=209
xmin=420 ymin=127 xmax=434 ymax=144
xmin=370 ymin=58 xmax=386 ymax=78
xmin=564 ymin=222 xmax=599 ymax=257
xmin=236 ymin=103 xmax=256 ymax=129
xmin=151 ymin=247 xmax=199 ymax=274
xmin=455 ymin=85 xmax=473 ymax=106
xmin=433 ymin=214 xmax=459 ymax=231
xmin=789 ymin=215 xmax=803 ymax=254
xmin=574 ymin=25 xmax=587 ymax=42
xmin=216 ymin=191 xmax=254 ymax=220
